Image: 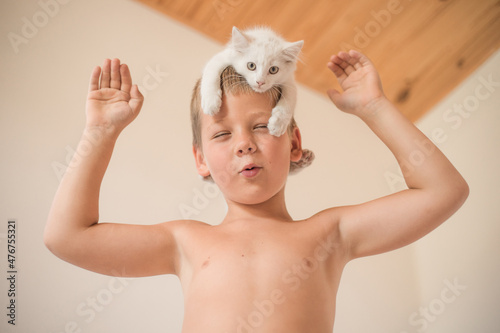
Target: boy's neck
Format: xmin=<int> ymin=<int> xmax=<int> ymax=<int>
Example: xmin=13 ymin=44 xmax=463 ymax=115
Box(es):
xmin=222 ymin=188 xmax=293 ymax=225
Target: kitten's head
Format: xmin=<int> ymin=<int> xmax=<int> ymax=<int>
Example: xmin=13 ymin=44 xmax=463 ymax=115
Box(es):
xmin=230 ymin=26 xmax=303 ymax=93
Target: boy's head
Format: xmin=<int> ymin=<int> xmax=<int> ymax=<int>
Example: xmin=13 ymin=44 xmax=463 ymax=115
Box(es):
xmin=190 ymin=66 xmax=313 ymax=203
xmin=191 ymin=66 xmax=296 ymax=149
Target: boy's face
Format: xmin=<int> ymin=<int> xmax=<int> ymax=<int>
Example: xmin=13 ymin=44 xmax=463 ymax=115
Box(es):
xmin=194 ymin=92 xmax=302 ymax=205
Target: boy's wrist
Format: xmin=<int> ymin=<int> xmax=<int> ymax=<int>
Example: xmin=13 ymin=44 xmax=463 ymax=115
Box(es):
xmin=357 ymin=96 xmax=394 ymax=122
xmin=82 ymin=125 xmax=121 ymax=146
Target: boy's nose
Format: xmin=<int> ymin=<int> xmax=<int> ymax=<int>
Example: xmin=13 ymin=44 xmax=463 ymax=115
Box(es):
xmin=235 ymin=137 xmax=257 ymax=156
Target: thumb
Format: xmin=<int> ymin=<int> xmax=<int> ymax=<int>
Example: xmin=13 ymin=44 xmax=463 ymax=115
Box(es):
xmin=129 ymin=84 xmax=144 ymax=114
xmin=327 ymin=88 xmax=342 ymax=108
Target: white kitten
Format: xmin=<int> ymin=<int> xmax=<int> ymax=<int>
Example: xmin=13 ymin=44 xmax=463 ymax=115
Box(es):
xmin=200 ymin=26 xmax=303 ymax=136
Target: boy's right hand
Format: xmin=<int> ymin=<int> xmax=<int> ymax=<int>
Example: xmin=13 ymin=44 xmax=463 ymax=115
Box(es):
xmin=86 ymin=58 xmax=144 ymax=135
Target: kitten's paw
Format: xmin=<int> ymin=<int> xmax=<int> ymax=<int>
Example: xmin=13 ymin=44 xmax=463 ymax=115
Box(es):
xmin=201 ymin=92 xmax=222 ymax=116
xmin=267 ymin=112 xmax=289 ymax=137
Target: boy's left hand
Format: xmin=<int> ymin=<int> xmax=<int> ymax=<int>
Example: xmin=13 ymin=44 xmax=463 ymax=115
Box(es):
xmin=327 ymin=50 xmax=385 ymax=117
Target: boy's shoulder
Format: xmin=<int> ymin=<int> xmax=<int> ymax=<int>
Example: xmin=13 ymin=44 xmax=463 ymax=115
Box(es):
xmin=161 ymin=218 xmax=212 ymax=234
xmin=306 ymin=206 xmax=345 ymax=228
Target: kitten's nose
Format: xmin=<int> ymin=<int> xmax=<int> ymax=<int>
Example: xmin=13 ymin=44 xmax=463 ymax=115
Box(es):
xmin=256 ymin=81 xmax=265 ymax=87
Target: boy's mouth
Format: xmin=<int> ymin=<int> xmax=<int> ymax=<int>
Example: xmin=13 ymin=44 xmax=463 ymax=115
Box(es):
xmin=240 ymin=164 xmax=262 ymax=177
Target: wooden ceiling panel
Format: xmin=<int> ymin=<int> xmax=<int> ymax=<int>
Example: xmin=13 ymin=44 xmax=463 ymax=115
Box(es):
xmin=135 ymin=0 xmax=500 ymax=122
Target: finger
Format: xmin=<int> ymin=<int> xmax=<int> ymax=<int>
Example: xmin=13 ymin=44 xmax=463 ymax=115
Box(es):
xmin=120 ymin=64 xmax=132 ymax=93
xmin=326 ymin=88 xmax=342 ymax=108
xmin=100 ymin=59 xmax=111 ymax=88
xmin=129 ymin=85 xmax=144 ymax=114
xmin=88 ymin=66 xmax=101 ymax=92
xmin=349 ymin=50 xmax=371 ymax=68
xmin=346 ymin=53 xmax=362 ymax=70
xmin=336 ymin=52 xmax=355 ymax=75
xmin=331 ymin=53 xmax=353 ymax=74
xmin=327 ymin=61 xmax=347 ymax=80
xmin=329 ymin=53 xmax=347 ymax=67
xmin=328 ymin=54 xmax=352 ymax=78
xmin=110 ymin=58 xmax=121 ymax=90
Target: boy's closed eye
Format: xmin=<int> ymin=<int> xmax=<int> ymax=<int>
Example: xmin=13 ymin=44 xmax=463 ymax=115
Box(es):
xmin=212 ymin=124 xmax=269 ymax=139
xmin=254 ymin=124 xmax=268 ymax=130
xmin=212 ymin=131 xmax=231 ymax=139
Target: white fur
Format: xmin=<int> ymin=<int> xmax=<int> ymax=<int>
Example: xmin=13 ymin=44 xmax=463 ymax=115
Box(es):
xmin=200 ymin=26 xmax=303 ymax=136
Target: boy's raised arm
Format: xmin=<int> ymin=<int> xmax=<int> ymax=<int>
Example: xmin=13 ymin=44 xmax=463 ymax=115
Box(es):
xmin=325 ymin=51 xmax=469 ymax=260
xmin=44 ymin=59 xmax=180 ymax=277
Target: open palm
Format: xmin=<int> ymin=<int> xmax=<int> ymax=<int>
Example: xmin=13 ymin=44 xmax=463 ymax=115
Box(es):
xmin=327 ymin=50 xmax=384 ymax=116
xmin=86 ymin=59 xmax=143 ymax=134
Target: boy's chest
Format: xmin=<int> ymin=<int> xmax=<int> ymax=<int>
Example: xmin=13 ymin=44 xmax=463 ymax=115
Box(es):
xmin=178 ymin=221 xmax=343 ymax=300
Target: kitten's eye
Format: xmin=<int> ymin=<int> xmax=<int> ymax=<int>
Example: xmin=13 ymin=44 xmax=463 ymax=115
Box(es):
xmin=247 ymin=62 xmax=256 ymax=71
xmin=269 ymin=66 xmax=279 ymax=74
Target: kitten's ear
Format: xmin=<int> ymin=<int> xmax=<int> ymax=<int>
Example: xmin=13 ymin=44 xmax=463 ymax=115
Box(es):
xmin=231 ymin=26 xmax=250 ymax=51
xmin=283 ymin=40 xmax=304 ymax=62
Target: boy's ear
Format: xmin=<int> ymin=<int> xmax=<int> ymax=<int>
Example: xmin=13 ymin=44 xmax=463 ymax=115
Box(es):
xmin=290 ymin=127 xmax=303 ymax=162
xmin=193 ymin=145 xmax=211 ymax=178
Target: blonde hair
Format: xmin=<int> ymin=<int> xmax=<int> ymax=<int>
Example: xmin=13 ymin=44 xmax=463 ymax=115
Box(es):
xmin=190 ymin=66 xmax=314 ymax=175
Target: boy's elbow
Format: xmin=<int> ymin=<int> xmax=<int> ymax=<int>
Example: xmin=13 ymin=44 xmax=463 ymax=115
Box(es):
xmin=43 ymin=221 xmax=67 ymax=256
xmin=43 ymin=226 xmax=58 ymax=254
xmin=458 ymin=178 xmax=470 ymax=206
xmin=448 ymin=176 xmax=469 ymax=212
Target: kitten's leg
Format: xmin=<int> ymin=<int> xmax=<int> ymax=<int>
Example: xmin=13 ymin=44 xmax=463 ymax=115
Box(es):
xmin=268 ymin=82 xmax=296 ymax=136
xmin=200 ymin=52 xmax=228 ymax=116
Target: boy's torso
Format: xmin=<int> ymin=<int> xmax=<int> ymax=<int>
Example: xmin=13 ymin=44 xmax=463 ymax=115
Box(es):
xmin=175 ymin=213 xmax=347 ymax=332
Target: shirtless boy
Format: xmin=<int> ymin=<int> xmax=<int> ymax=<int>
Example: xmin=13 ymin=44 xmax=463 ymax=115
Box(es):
xmin=44 ymin=50 xmax=469 ymax=332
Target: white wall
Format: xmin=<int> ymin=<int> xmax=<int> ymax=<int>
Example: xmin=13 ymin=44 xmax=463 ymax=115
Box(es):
xmin=406 ymin=52 xmax=500 ymax=333
xmin=1 ymin=0 xmax=498 ymax=332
